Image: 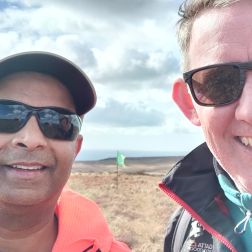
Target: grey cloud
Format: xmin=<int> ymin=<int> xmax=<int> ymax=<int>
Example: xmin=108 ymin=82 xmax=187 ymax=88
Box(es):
xmin=0 ymin=0 xmax=181 ymax=90
xmin=59 ymin=41 xmax=97 ymax=69
xmin=4 ymin=0 xmax=181 ymax=24
xmin=0 ymin=1 xmax=32 ymax=9
xmin=86 ymin=99 xmax=165 ymax=127
xmin=93 ymin=49 xmax=180 ymax=88
xmin=66 ymin=0 xmax=180 ymax=21
xmin=0 ymin=1 xmax=181 ymax=51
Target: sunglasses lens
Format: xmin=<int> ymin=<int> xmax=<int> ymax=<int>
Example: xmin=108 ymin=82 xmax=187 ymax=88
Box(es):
xmin=0 ymin=104 xmax=26 ymax=132
xmin=191 ymin=65 xmax=242 ymax=105
xmin=38 ymin=109 xmax=81 ymax=140
xmin=0 ymin=101 xmax=81 ymax=141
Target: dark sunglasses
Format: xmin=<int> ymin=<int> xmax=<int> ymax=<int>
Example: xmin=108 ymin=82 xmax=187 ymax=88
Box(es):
xmin=0 ymin=100 xmax=82 ymax=141
xmin=183 ymin=61 xmax=252 ymax=106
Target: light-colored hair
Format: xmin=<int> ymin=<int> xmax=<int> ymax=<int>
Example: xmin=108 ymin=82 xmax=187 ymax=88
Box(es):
xmin=177 ymin=0 xmax=239 ymax=70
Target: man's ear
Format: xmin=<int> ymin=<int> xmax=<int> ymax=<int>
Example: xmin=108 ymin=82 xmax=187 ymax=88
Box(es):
xmin=172 ymin=78 xmax=201 ymax=126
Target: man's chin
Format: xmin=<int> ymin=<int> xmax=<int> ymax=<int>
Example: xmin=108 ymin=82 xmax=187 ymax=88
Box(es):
xmin=0 ymin=189 xmax=58 ymax=207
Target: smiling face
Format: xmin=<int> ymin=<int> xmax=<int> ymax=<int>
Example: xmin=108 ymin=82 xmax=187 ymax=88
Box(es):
xmin=0 ymin=72 xmax=82 ymax=206
xmin=173 ymin=1 xmax=252 ymax=193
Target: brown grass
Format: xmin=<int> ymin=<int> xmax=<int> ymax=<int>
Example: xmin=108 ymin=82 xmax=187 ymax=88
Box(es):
xmin=68 ymin=158 xmax=179 ymax=252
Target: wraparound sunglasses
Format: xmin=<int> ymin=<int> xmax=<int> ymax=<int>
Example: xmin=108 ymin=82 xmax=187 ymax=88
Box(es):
xmin=183 ymin=61 xmax=252 ymax=106
xmin=0 ymin=99 xmax=82 ymax=141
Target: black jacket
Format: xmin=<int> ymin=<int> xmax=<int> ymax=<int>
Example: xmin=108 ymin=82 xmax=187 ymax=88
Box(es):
xmin=160 ymin=143 xmax=245 ymax=252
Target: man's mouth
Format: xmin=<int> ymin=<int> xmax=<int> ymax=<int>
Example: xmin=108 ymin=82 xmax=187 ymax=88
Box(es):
xmin=7 ymin=164 xmax=46 ymax=171
xmin=239 ymin=136 xmax=252 ymax=147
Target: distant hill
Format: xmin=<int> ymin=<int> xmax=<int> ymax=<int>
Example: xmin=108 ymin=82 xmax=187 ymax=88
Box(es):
xmin=72 ymin=156 xmax=183 ymax=175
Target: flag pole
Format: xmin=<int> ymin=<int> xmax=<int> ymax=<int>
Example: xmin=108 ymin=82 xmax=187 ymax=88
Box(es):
xmin=116 ymin=151 xmax=125 ymax=190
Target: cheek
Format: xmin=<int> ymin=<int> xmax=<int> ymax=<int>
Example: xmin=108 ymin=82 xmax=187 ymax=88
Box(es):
xmin=52 ymin=142 xmax=78 ymax=187
xmin=57 ymin=143 xmax=77 ymax=164
xmin=196 ymin=107 xmax=233 ymax=151
xmin=53 ymin=141 xmax=78 ymax=175
xmin=196 ymin=106 xmax=233 ymax=133
xmin=0 ymin=135 xmax=14 ymax=148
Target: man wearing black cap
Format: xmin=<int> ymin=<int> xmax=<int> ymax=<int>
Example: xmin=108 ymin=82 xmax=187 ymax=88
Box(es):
xmin=0 ymin=52 xmax=130 ymax=252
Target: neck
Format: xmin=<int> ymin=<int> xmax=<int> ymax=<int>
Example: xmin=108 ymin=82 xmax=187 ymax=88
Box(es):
xmin=0 ymin=202 xmax=58 ymax=252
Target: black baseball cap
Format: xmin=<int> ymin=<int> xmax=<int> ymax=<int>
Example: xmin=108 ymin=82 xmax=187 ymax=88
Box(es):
xmin=0 ymin=51 xmax=96 ymax=116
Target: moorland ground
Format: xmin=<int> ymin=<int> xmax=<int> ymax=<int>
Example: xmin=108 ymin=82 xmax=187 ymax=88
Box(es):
xmin=68 ymin=157 xmax=180 ymax=252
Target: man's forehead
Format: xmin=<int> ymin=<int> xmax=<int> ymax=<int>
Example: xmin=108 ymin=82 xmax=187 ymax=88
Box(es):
xmin=0 ymin=71 xmax=76 ymax=111
xmin=0 ymin=71 xmax=69 ymax=93
xmin=189 ymin=1 xmax=252 ymax=69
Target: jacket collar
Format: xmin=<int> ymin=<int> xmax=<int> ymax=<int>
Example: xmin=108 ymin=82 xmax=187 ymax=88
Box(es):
xmin=162 ymin=142 xmax=220 ymax=212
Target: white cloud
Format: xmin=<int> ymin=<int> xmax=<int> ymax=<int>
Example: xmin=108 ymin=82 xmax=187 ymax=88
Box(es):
xmin=0 ymin=1 xmax=204 ymax=156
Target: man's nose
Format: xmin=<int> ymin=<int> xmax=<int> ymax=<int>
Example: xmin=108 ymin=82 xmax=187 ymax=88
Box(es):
xmin=235 ymin=72 xmax=252 ymax=123
xmin=11 ymin=116 xmax=47 ymax=150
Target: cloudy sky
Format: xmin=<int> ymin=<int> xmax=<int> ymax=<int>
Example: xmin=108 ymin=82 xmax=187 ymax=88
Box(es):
xmin=0 ymin=0 xmax=204 ymax=159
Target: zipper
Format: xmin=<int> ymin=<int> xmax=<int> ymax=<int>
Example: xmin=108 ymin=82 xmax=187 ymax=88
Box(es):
xmin=82 ymin=245 xmax=100 ymax=252
xmin=82 ymin=245 xmax=94 ymax=252
xmin=159 ymin=183 xmax=237 ymax=252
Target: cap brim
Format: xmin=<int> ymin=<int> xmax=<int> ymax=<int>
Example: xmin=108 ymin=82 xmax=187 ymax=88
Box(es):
xmin=0 ymin=51 xmax=96 ymax=115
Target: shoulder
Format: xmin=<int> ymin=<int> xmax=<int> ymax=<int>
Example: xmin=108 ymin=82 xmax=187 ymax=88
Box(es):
xmin=59 ymin=188 xmax=100 ymax=208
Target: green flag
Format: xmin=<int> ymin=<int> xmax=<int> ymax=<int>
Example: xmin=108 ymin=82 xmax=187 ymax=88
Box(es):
xmin=116 ymin=151 xmax=125 ymax=167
